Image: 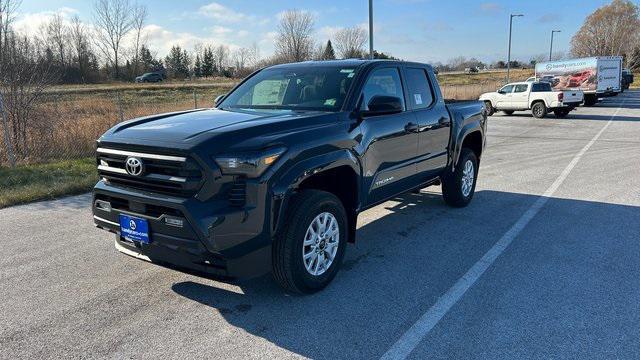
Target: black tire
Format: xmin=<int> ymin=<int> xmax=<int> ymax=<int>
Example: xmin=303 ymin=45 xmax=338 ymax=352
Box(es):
xmin=553 ymin=109 xmax=569 ymax=118
xmin=583 ymin=95 xmax=597 ymax=106
xmin=531 ymin=102 xmax=547 ymax=119
xmin=442 ymin=148 xmax=478 ymax=208
xmin=272 ymin=190 xmax=348 ymax=294
xmin=484 ymin=101 xmax=494 ymax=116
xmin=502 ymin=110 xmax=514 ymax=115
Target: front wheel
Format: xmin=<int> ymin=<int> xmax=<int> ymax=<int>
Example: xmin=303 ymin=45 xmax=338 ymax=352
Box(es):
xmin=531 ymin=102 xmax=547 ymax=118
xmin=484 ymin=101 xmax=494 ymax=116
xmin=272 ymin=190 xmax=348 ymax=294
xmin=442 ymin=148 xmax=478 ymax=208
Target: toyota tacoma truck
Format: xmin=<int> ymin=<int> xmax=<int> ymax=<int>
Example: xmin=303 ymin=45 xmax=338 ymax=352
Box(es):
xmin=480 ymin=81 xmax=583 ymax=118
xmin=93 ymin=60 xmax=486 ymax=294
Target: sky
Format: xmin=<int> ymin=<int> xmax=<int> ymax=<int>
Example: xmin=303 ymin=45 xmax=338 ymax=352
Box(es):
xmin=14 ymin=0 xmax=615 ymax=64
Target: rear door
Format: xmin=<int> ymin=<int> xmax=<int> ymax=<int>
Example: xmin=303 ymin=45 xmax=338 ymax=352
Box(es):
xmin=511 ymin=83 xmax=530 ymax=109
xmin=358 ymin=66 xmax=420 ymax=206
xmin=404 ymin=67 xmax=450 ymax=176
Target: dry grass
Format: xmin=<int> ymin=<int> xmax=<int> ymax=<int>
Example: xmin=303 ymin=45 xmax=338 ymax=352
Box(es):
xmin=0 ymin=69 xmax=532 ymax=206
xmin=0 ymin=70 xmax=532 ymax=167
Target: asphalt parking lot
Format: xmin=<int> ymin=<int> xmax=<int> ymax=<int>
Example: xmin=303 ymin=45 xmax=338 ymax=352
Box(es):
xmin=1 ymin=90 xmax=639 ymax=359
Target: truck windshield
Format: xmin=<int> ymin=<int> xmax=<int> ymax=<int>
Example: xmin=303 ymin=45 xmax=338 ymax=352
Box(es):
xmin=220 ymin=66 xmax=359 ymax=112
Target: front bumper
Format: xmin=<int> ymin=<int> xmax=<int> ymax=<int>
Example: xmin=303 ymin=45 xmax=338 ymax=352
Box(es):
xmin=92 ymin=180 xmax=274 ymax=279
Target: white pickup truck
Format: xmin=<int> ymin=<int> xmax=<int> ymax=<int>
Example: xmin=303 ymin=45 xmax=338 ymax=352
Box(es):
xmin=480 ymin=81 xmax=584 ymax=118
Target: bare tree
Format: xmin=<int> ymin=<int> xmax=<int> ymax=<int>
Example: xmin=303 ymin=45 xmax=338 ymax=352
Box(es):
xmin=334 ymin=26 xmax=367 ymax=59
xmin=93 ymin=0 xmax=136 ymax=79
xmin=214 ymin=44 xmax=229 ymax=75
xmin=131 ymin=4 xmax=147 ymax=76
xmin=43 ymin=13 xmax=70 ymax=68
xmin=1 ymin=33 xmax=58 ymax=164
xmin=275 ymin=9 xmax=315 ymax=62
xmin=0 ymin=0 xmax=22 ymax=67
xmin=232 ymin=47 xmax=250 ymax=71
xmin=571 ymin=0 xmax=640 ymax=58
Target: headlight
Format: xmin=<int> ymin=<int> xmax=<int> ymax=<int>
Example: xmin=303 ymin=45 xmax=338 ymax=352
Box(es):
xmin=214 ymin=147 xmax=285 ymax=178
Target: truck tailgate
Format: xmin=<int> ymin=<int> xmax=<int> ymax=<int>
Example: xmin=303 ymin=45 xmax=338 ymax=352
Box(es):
xmin=562 ymin=90 xmax=584 ymax=104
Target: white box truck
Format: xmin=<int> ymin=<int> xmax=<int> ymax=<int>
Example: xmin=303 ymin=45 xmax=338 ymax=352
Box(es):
xmin=534 ymin=56 xmax=623 ymax=106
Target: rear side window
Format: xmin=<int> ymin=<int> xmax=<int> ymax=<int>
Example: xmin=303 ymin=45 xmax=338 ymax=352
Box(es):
xmin=361 ymin=68 xmax=405 ymax=111
xmin=514 ymin=84 xmax=528 ymax=93
xmin=405 ymin=68 xmax=435 ymax=109
xmin=532 ymin=83 xmax=552 ymax=92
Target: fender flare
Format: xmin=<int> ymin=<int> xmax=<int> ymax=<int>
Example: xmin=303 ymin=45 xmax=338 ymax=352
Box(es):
xmin=450 ymin=124 xmax=484 ymax=172
xmin=269 ymin=149 xmax=362 ymax=237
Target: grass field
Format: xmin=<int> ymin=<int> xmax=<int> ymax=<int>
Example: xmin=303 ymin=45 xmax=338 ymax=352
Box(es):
xmin=0 ymin=158 xmax=97 ymax=208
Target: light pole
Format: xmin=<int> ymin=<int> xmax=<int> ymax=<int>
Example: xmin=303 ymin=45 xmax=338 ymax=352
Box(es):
xmin=507 ymin=13 xmax=524 ymax=83
xmin=369 ymin=0 xmax=374 ymax=59
xmin=549 ymin=30 xmax=561 ymax=61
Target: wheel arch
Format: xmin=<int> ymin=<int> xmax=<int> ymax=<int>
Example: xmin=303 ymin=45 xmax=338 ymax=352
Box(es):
xmin=271 ymin=150 xmax=362 ymax=243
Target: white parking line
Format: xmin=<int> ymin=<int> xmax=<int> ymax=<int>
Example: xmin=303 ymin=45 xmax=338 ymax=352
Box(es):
xmin=380 ymin=103 xmax=624 ymax=360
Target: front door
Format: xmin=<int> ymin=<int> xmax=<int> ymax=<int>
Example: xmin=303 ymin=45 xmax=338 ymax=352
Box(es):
xmin=511 ymin=83 xmax=529 ymax=109
xmin=496 ymin=84 xmax=514 ymax=108
xmin=358 ymin=67 xmax=420 ymax=206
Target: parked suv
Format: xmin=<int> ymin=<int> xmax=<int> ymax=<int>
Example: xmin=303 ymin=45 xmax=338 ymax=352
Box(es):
xmin=135 ymin=72 xmax=164 ymax=83
xmin=93 ymin=60 xmax=487 ymax=293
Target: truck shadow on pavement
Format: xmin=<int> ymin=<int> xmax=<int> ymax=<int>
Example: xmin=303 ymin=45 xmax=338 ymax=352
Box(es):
xmin=171 ymin=190 xmax=640 ymax=359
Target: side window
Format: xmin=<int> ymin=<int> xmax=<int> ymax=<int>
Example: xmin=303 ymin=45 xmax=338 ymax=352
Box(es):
xmin=361 ymin=68 xmax=405 ymax=111
xmin=514 ymin=84 xmax=528 ymax=93
xmin=499 ymin=85 xmax=514 ymax=93
xmin=405 ymin=68 xmax=435 ymax=109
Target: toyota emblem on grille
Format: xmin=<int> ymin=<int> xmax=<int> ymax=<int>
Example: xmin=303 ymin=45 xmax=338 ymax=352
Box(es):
xmin=125 ymin=157 xmax=144 ymax=176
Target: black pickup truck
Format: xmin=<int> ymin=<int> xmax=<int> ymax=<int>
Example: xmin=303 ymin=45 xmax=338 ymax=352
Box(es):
xmin=93 ymin=60 xmax=487 ymax=293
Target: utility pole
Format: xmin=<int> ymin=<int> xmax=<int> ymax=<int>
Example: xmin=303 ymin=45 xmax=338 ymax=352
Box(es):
xmin=549 ymin=30 xmax=561 ymax=61
xmin=369 ymin=0 xmax=374 ymax=59
xmin=507 ymin=14 xmax=524 ymax=83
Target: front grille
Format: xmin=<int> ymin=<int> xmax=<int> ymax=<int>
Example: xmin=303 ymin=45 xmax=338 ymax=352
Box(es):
xmin=228 ymin=179 xmax=247 ymax=207
xmin=97 ymin=147 xmax=203 ymax=197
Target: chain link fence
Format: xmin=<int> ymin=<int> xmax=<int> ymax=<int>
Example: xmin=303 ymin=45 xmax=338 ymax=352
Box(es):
xmin=0 ymin=85 xmax=234 ymax=167
xmin=0 ymin=81 xmax=500 ymax=168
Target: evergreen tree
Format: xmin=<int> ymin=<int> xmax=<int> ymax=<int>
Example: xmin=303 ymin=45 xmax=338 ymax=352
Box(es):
xmin=139 ymin=45 xmax=162 ymax=72
xmin=165 ymin=45 xmax=190 ymax=79
xmin=194 ymin=54 xmax=203 ymax=77
xmin=202 ymin=47 xmax=215 ymax=77
xmin=321 ymin=40 xmax=336 ymax=60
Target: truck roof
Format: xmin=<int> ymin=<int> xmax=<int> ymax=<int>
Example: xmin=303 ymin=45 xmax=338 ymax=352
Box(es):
xmin=268 ymin=59 xmax=433 ymax=70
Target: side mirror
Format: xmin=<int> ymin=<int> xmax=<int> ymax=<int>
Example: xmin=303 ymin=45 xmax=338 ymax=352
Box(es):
xmin=362 ymin=95 xmax=403 ymax=117
xmin=214 ymin=94 xmax=225 ymax=107
xmin=497 ymin=90 xmax=504 ymax=94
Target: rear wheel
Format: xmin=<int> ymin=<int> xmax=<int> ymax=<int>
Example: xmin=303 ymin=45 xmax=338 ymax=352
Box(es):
xmin=531 ymin=102 xmax=547 ymax=118
xmin=442 ymin=148 xmax=478 ymax=208
xmin=502 ymin=110 xmax=514 ymax=115
xmin=272 ymin=190 xmax=348 ymax=294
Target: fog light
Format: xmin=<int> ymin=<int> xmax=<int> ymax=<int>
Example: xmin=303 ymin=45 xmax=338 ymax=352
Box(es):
xmin=95 ymin=200 xmax=111 ymax=212
xmin=164 ymin=217 xmax=184 ymax=228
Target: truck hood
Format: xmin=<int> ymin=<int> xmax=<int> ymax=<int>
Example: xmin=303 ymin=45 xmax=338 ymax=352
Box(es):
xmin=100 ymin=108 xmax=336 ymax=145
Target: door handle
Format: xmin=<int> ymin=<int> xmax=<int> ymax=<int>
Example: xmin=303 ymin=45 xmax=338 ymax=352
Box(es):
xmin=404 ymin=122 xmax=420 ymax=133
